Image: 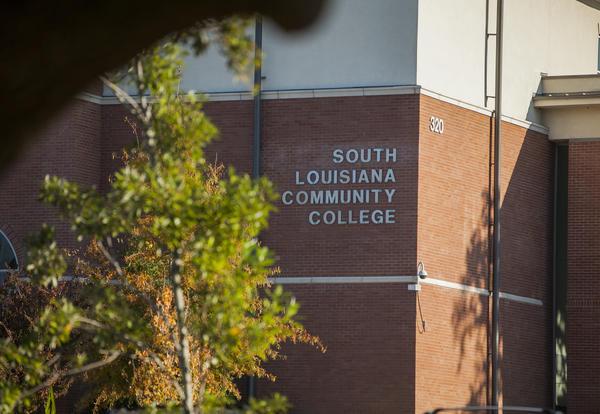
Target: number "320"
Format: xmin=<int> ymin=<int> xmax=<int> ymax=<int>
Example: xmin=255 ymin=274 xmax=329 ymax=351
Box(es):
xmin=429 ymin=116 xmax=444 ymax=134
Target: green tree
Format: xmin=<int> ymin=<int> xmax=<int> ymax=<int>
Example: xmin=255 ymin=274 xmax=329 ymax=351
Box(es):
xmin=0 ymin=21 xmax=321 ymax=413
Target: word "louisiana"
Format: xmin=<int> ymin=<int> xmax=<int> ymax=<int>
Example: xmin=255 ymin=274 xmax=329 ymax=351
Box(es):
xmin=295 ymin=169 xmax=396 ymax=185
xmin=308 ymin=209 xmax=396 ymax=225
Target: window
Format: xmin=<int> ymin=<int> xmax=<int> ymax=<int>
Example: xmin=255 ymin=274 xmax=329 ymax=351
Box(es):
xmin=0 ymin=230 xmax=18 ymax=273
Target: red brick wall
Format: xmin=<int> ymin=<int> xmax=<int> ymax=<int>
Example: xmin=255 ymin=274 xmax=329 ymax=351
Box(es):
xmin=415 ymin=285 xmax=489 ymax=412
xmin=567 ymin=141 xmax=600 ymax=413
xmin=260 ymin=95 xmax=419 ymax=278
xmin=252 ymin=95 xmax=419 ymax=412
xmin=417 ymin=95 xmax=492 ymax=412
xmin=98 ymin=94 xmax=421 ymax=412
xmin=499 ymin=122 xmax=553 ymax=301
xmin=498 ymin=121 xmax=553 ymax=410
xmin=259 ymin=284 xmax=415 ymax=414
xmin=0 ymin=92 xmax=556 ymax=414
xmin=99 ymin=100 xmax=255 ymax=193
xmin=0 ymin=98 xmax=102 ymax=411
xmin=0 ymin=99 xmax=101 ymax=254
xmin=203 ymin=100 xmax=254 ymax=175
xmin=416 ymin=94 xmax=553 ymax=413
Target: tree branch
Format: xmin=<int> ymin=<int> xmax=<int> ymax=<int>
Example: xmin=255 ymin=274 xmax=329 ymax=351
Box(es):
xmin=96 ymin=239 xmax=165 ymax=320
xmin=76 ymin=316 xmax=185 ymax=399
xmin=96 ymin=238 xmax=182 ymax=356
xmin=19 ymin=351 xmax=122 ymax=401
xmin=100 ymin=76 xmax=148 ymax=125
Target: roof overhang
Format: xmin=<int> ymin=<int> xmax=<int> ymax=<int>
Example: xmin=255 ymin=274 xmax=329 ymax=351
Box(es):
xmin=577 ymin=0 xmax=600 ymax=11
xmin=534 ymin=74 xmax=600 ymax=141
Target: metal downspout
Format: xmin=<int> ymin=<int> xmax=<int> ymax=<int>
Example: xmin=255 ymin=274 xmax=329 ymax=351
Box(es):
xmin=492 ymin=0 xmax=504 ymax=407
xmin=248 ymin=15 xmax=263 ymax=400
xmin=552 ymin=145 xmax=558 ymax=410
xmin=484 ymin=0 xmax=490 ymax=107
xmin=253 ymin=16 xmax=263 ymax=181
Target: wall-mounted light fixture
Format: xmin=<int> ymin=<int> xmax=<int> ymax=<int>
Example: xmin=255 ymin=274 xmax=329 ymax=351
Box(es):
xmin=408 ymin=261 xmax=428 ymax=332
xmin=408 ymin=261 xmax=428 ymax=291
xmin=417 ymin=261 xmax=428 ymax=279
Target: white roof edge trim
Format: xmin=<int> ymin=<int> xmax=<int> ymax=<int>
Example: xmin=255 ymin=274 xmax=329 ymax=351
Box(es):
xmin=420 ymin=88 xmax=549 ymax=134
xmin=577 ymin=0 xmax=600 ymax=11
xmin=77 ymin=85 xmax=548 ymax=135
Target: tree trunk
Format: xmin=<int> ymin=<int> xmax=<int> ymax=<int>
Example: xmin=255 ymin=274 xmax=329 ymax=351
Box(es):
xmin=170 ymin=252 xmax=195 ymax=414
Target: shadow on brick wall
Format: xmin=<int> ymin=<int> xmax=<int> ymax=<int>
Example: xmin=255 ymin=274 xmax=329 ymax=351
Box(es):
xmin=450 ymin=125 xmax=553 ymax=410
xmin=451 ymin=189 xmax=492 ymax=408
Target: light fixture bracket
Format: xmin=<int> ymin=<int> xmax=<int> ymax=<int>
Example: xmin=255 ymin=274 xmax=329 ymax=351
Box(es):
xmin=417 ymin=261 xmax=428 ymax=279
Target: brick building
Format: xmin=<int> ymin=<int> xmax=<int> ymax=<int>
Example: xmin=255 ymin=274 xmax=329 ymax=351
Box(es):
xmin=3 ymin=0 xmax=600 ymax=412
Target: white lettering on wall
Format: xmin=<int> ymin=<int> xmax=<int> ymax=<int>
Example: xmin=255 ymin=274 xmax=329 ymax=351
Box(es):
xmin=283 ymin=146 xmax=401 ymax=225
xmin=384 ymin=189 xmax=395 ymax=203
xmin=332 ymin=149 xmax=344 ymax=163
xmin=282 ymin=191 xmax=294 ymax=205
xmin=293 ymin=168 xmax=396 ymax=185
xmin=429 ymin=116 xmax=444 ymax=134
xmin=307 ymin=209 xmax=397 ymax=225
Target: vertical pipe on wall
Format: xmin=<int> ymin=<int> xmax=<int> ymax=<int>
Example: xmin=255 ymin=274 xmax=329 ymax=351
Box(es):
xmin=487 ymin=114 xmax=495 ymax=408
xmin=552 ymin=144 xmax=558 ymax=410
xmin=252 ymin=16 xmax=263 ymax=181
xmin=485 ymin=1 xmax=494 ymax=405
xmin=484 ymin=0 xmax=490 ymax=107
xmin=554 ymin=145 xmax=568 ymax=410
xmin=491 ymin=0 xmax=504 ymax=407
xmin=248 ymin=16 xmax=263 ymax=400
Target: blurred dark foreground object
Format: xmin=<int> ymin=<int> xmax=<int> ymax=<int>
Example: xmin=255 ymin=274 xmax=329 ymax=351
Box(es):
xmin=0 ymin=0 xmax=327 ymax=172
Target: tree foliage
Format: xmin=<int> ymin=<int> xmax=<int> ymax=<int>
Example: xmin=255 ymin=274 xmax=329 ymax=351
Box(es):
xmin=0 ymin=21 xmax=322 ymax=413
xmin=0 ymin=273 xmax=85 ymax=413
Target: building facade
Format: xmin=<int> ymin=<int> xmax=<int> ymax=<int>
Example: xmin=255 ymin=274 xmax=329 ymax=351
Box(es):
xmin=3 ymin=0 xmax=600 ymax=412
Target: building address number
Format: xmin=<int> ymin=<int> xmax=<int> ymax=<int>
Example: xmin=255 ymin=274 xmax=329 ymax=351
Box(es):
xmin=429 ymin=116 xmax=444 ymax=134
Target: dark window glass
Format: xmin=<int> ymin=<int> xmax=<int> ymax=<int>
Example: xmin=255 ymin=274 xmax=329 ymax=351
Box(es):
xmin=0 ymin=232 xmax=18 ymax=270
